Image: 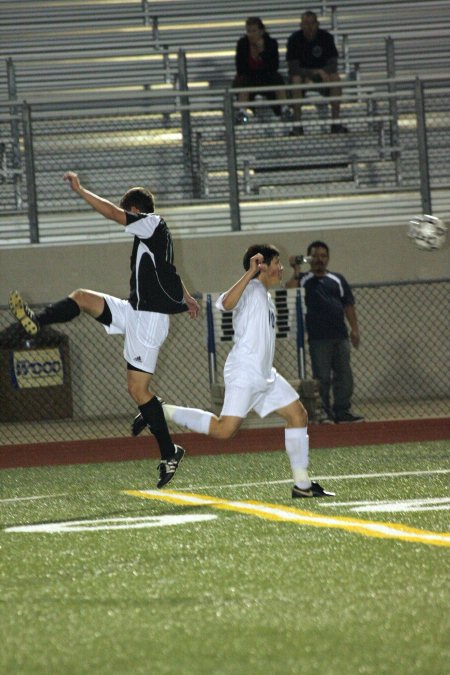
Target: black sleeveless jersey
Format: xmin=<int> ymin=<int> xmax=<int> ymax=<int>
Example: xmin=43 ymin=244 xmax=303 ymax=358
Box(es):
xmin=125 ymin=211 xmax=187 ymax=314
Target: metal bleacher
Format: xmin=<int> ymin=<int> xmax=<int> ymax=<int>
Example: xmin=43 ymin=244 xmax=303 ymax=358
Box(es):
xmin=1 ymin=2 xmax=171 ymax=100
xmin=3 ymin=1 xmax=450 ymax=100
xmin=1 ymin=1 xmax=449 ymax=245
xmin=1 ymin=2 xmax=336 ymax=100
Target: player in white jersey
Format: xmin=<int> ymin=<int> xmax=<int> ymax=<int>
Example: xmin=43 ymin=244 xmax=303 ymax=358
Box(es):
xmin=134 ymin=243 xmax=335 ymax=498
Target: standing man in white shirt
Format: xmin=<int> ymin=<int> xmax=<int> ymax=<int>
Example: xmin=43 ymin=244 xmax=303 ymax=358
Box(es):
xmin=134 ymin=243 xmax=334 ymax=499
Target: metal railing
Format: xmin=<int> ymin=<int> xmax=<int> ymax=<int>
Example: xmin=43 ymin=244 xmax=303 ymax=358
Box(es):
xmin=1 ymin=73 xmax=449 ymax=243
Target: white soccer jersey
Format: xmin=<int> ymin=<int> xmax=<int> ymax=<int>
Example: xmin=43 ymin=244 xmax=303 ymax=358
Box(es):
xmin=216 ymin=279 xmax=276 ymax=385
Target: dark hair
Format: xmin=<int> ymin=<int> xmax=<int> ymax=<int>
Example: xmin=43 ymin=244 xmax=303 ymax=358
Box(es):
xmin=243 ymin=244 xmax=280 ymax=272
xmin=245 ymin=16 xmax=266 ymax=32
xmin=307 ymin=240 xmax=329 ymax=255
xmin=120 ymin=187 xmax=155 ymax=213
xmin=301 ymin=10 xmax=318 ymax=22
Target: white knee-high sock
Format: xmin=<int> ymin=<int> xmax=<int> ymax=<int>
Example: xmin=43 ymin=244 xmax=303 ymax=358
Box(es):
xmin=164 ymin=405 xmax=215 ymax=435
xmin=285 ymin=427 xmax=311 ymax=489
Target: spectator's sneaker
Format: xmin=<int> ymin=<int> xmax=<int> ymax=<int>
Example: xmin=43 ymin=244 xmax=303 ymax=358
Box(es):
xmin=292 ymin=481 xmax=335 ymax=498
xmin=331 ymin=123 xmax=348 ymax=134
xmin=318 ymin=411 xmax=335 ymax=424
xmin=131 ymin=397 xmax=166 ymax=436
xmin=9 ymin=290 xmax=40 ymax=335
xmin=335 ymin=412 xmax=364 ymax=423
xmin=235 ymin=110 xmax=249 ymax=125
xmin=157 ymin=445 xmax=185 ymax=489
xmin=319 ymin=416 xmax=335 ymax=424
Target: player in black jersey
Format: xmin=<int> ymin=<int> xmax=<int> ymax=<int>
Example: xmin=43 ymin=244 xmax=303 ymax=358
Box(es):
xmin=9 ymin=171 xmax=200 ymax=489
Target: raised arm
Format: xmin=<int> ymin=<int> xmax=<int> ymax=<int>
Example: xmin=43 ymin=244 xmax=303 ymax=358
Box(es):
xmin=221 ymin=253 xmax=265 ymax=310
xmin=63 ymin=171 xmax=127 ymax=225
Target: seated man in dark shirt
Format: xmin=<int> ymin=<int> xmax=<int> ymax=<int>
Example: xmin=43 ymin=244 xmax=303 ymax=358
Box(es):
xmin=233 ymin=16 xmax=291 ymax=123
xmin=286 ymin=10 xmax=347 ymax=134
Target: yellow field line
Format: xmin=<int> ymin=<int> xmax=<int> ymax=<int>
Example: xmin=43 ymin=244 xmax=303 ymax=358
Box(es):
xmin=124 ymin=490 xmax=450 ymax=548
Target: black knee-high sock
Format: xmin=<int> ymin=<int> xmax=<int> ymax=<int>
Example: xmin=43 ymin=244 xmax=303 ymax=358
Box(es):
xmin=37 ymin=297 xmax=80 ymax=326
xmin=139 ymin=397 xmax=175 ymax=460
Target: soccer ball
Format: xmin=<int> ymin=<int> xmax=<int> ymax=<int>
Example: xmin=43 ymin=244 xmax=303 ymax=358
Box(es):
xmin=408 ymin=214 xmax=447 ymax=251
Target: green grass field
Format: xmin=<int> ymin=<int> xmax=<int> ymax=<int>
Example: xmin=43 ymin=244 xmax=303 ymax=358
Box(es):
xmin=1 ymin=440 xmax=449 ymax=675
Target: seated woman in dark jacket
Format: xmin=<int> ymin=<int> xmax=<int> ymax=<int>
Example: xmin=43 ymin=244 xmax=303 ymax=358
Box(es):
xmin=233 ymin=17 xmax=291 ymax=122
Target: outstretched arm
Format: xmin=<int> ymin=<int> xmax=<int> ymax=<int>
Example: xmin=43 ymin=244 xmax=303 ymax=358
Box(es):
xmin=221 ymin=253 xmax=265 ymax=310
xmin=63 ymin=171 xmax=127 ymax=225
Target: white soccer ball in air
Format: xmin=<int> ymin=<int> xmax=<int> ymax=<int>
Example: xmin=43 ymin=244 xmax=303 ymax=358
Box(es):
xmin=408 ymin=214 xmax=447 ymax=251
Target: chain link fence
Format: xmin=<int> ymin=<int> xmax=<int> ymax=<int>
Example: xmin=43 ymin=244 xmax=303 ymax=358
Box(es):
xmin=1 ymin=279 xmax=448 ymax=446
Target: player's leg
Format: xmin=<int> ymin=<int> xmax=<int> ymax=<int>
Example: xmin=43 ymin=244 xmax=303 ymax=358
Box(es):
xmin=9 ymin=288 xmax=107 ymax=335
xmin=124 ymin=307 xmax=183 ymax=487
xmin=272 ymin=378 xmax=334 ymax=498
xmin=205 ymin=415 xmax=243 ymax=439
xmin=127 ymin=368 xmax=184 ymax=488
xmin=150 ymin=382 xmax=250 ymax=441
xmin=67 ymin=289 xmax=108 ymax=318
xmin=162 ymin=404 xmax=243 ymax=440
xmin=133 ymin=400 xmax=243 ymax=440
xmin=276 ymin=398 xmax=311 ymax=487
xmin=127 ymin=368 xmax=176 ymax=459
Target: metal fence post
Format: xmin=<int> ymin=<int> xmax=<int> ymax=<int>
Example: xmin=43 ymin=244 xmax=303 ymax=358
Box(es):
xmin=162 ymin=46 xmax=171 ymax=84
xmin=330 ymin=5 xmax=338 ymax=41
xmin=151 ymin=15 xmax=159 ymax=46
xmin=342 ymin=34 xmax=350 ymax=78
xmin=6 ymin=57 xmax=23 ymax=208
xmin=206 ymin=294 xmax=217 ymax=386
xmin=223 ymin=90 xmax=241 ymax=232
xmin=414 ymin=77 xmax=432 ymax=215
xmin=177 ymin=49 xmax=195 ymax=198
xmin=21 ymin=102 xmax=39 ymax=244
xmin=141 ymin=0 xmax=150 ymax=26
xmin=385 ymin=37 xmax=402 ymax=185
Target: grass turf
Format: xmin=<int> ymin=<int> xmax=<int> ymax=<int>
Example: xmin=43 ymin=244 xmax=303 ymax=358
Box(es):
xmin=1 ymin=441 xmax=449 ymax=675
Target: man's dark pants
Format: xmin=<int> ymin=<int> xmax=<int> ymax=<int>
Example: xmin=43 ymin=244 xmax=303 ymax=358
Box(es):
xmin=309 ymin=338 xmax=353 ymax=419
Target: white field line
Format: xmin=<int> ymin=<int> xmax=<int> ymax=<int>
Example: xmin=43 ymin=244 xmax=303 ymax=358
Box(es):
xmin=179 ymin=468 xmax=450 ymax=491
xmin=0 ymin=493 xmax=67 ymax=503
xmin=1 ymin=469 xmax=449 ymax=503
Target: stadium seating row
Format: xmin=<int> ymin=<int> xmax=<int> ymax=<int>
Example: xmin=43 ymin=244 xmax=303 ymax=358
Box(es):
xmin=2 ymin=0 xmax=449 ymax=101
xmin=1 ymin=0 xmax=449 ymax=246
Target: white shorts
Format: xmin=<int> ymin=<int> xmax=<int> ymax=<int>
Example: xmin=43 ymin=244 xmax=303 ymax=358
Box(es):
xmin=220 ymin=371 xmax=298 ymax=418
xmin=102 ymin=294 xmax=169 ymax=374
